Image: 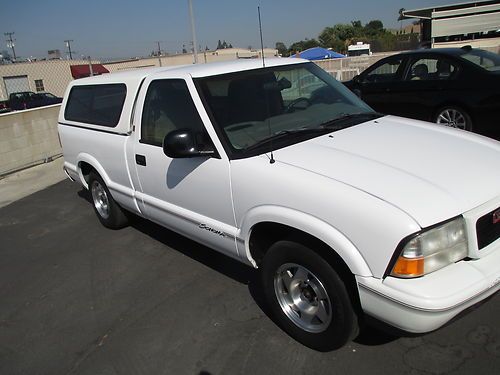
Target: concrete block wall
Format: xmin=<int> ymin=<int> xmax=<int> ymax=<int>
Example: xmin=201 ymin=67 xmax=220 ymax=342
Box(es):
xmin=0 ymin=104 xmax=61 ymax=176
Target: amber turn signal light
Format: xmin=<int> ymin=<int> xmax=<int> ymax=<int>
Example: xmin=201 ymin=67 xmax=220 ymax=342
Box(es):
xmin=391 ymin=256 xmax=424 ymax=278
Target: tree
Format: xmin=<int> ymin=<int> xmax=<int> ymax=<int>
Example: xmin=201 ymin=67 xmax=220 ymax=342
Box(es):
xmin=217 ymin=40 xmax=222 ymax=49
xmin=275 ymin=42 xmax=287 ymax=56
xmin=364 ymin=20 xmax=384 ymax=37
xmin=351 ymin=20 xmax=362 ymax=30
xmin=288 ymin=38 xmax=320 ymax=54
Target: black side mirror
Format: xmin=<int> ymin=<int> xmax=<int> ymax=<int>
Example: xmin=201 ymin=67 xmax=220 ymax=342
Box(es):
xmin=163 ymin=129 xmax=215 ymax=158
xmin=352 ymin=75 xmax=360 ymax=83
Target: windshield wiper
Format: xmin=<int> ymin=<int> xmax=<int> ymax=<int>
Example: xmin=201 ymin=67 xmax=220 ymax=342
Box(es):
xmin=244 ymin=127 xmax=329 ymax=152
xmin=243 ymin=113 xmax=383 ymax=153
xmin=318 ymin=112 xmax=382 ymax=130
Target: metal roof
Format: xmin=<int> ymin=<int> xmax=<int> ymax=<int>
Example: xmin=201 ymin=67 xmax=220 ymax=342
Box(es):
xmin=402 ymin=0 xmax=499 ymax=19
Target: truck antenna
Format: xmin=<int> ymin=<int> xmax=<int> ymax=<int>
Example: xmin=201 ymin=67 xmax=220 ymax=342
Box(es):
xmin=258 ymin=6 xmax=266 ymax=68
xmin=258 ymin=5 xmax=275 ymax=164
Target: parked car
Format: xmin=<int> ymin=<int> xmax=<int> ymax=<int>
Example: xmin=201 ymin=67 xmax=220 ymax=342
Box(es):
xmin=58 ymin=58 xmax=500 ymax=351
xmin=0 ymin=99 xmax=10 ymax=113
xmin=344 ymin=47 xmax=500 ymax=139
xmin=7 ymin=91 xmax=62 ymax=111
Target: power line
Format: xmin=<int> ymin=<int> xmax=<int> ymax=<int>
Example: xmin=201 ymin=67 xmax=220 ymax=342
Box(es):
xmin=64 ymin=39 xmax=74 ymax=60
xmin=4 ymin=32 xmax=17 ymax=60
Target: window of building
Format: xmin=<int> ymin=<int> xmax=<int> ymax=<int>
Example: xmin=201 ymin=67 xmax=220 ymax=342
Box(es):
xmin=141 ymin=79 xmax=206 ymax=146
xmin=64 ymin=84 xmax=127 ymax=127
xmin=34 ymin=79 xmax=45 ymax=92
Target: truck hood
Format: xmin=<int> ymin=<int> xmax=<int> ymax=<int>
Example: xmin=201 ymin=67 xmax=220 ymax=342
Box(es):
xmin=274 ymin=116 xmax=500 ymax=227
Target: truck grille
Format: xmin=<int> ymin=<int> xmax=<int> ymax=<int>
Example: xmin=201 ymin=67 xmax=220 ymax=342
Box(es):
xmin=476 ymin=207 xmax=500 ymax=250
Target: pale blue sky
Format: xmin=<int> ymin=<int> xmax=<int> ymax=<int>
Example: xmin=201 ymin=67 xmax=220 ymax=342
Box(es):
xmin=1 ymin=0 xmax=453 ymax=60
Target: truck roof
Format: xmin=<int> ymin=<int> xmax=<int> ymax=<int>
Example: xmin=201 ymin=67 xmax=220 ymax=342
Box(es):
xmin=71 ymin=58 xmax=307 ymax=86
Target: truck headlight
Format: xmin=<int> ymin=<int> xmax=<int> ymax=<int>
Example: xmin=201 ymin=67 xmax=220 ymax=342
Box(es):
xmin=390 ymin=216 xmax=468 ymax=278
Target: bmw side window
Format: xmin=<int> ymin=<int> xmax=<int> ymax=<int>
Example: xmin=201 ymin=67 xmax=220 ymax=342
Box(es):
xmin=141 ymin=79 xmax=207 ymax=147
xmin=363 ymin=58 xmax=403 ymax=83
xmin=406 ymin=58 xmax=457 ymax=81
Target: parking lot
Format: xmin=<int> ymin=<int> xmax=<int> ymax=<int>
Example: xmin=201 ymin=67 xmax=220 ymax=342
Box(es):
xmin=0 ymin=180 xmax=499 ymax=375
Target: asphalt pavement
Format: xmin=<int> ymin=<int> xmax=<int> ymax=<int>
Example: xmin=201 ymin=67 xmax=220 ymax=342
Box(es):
xmin=0 ymin=180 xmax=499 ymax=375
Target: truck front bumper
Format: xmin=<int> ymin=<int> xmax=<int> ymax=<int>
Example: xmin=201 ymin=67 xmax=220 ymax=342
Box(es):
xmin=356 ymin=241 xmax=500 ymax=333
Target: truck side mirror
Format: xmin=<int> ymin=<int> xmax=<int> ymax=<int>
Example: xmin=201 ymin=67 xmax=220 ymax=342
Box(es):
xmin=163 ymin=129 xmax=215 ymax=158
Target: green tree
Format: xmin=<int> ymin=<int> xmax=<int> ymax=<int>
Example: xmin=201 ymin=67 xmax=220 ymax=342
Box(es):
xmin=275 ymin=42 xmax=288 ymax=56
xmin=288 ymin=38 xmax=320 ymax=54
xmin=364 ymin=20 xmax=384 ymax=37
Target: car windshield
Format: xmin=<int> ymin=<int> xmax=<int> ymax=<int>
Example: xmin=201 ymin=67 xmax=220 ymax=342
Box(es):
xmin=459 ymin=49 xmax=500 ymax=72
xmin=195 ymin=62 xmax=374 ymax=153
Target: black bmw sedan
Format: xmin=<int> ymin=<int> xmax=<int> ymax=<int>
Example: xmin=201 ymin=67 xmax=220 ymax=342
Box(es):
xmin=343 ymin=47 xmax=500 ymax=140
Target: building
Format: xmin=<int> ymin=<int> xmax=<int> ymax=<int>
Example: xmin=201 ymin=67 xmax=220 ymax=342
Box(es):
xmin=402 ymin=0 xmax=500 ymax=50
xmin=48 ymin=50 xmax=61 ymax=60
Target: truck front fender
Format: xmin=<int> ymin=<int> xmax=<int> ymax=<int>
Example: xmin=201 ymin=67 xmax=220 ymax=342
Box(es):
xmin=237 ymin=205 xmax=373 ymax=277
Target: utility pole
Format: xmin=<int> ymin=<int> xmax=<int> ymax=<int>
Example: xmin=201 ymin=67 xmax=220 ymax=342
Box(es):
xmin=4 ymin=32 xmax=17 ymax=60
xmin=188 ymin=0 xmax=198 ymax=64
xmin=64 ymin=40 xmax=74 ymax=60
xmin=155 ymin=41 xmax=162 ymax=66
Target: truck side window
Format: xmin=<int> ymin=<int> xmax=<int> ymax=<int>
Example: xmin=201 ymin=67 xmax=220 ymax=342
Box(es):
xmin=65 ymin=84 xmax=127 ymax=127
xmin=141 ymin=79 xmax=206 ymax=146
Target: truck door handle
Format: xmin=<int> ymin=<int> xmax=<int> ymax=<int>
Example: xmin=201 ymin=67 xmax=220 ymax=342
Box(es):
xmin=135 ymin=154 xmax=146 ymax=166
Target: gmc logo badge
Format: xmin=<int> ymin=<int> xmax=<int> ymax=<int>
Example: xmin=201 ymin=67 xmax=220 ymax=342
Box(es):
xmin=494 ymin=209 xmax=500 ymax=224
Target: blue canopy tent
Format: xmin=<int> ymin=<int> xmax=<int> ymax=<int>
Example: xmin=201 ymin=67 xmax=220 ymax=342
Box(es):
xmin=290 ymin=47 xmax=344 ymax=60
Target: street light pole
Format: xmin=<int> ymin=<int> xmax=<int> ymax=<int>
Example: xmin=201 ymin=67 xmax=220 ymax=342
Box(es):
xmin=188 ymin=0 xmax=198 ymax=64
xmin=88 ymin=56 xmax=94 ymax=76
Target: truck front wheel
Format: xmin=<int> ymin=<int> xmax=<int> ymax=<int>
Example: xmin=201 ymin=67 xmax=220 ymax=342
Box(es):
xmin=261 ymin=240 xmax=359 ymax=351
xmin=88 ymin=172 xmax=128 ymax=229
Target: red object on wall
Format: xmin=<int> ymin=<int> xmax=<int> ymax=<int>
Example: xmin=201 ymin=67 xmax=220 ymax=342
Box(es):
xmin=70 ymin=64 xmax=109 ymax=79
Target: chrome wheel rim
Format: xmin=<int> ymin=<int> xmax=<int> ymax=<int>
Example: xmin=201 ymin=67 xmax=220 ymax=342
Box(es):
xmin=274 ymin=263 xmax=332 ymax=333
xmin=436 ymin=109 xmax=467 ymax=129
xmin=91 ymin=180 xmax=110 ymax=219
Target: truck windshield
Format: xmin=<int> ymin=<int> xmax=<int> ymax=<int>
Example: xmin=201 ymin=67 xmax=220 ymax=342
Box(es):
xmin=195 ymin=62 xmax=374 ymax=155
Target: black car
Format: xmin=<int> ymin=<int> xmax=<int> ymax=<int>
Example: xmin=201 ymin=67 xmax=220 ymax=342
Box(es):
xmin=8 ymin=91 xmax=62 ymax=111
xmin=344 ymin=47 xmax=500 ymax=140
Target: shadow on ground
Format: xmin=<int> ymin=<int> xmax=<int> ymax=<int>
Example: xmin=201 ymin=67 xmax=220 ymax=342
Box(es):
xmin=78 ymin=188 xmax=401 ymax=348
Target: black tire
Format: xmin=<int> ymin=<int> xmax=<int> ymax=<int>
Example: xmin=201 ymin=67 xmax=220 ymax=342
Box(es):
xmin=261 ymin=240 xmax=359 ymax=351
xmin=434 ymin=106 xmax=472 ymax=131
xmin=88 ymin=171 xmax=128 ymax=229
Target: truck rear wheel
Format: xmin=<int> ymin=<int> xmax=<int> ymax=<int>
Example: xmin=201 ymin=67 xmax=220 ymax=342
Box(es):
xmin=261 ymin=240 xmax=358 ymax=351
xmin=88 ymin=172 xmax=128 ymax=229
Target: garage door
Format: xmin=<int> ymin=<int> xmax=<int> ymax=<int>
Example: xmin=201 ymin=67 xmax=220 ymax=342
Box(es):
xmin=4 ymin=75 xmax=30 ymax=95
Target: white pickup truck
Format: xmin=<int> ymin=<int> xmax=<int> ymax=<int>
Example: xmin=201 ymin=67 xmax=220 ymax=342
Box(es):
xmin=58 ymin=58 xmax=500 ymax=351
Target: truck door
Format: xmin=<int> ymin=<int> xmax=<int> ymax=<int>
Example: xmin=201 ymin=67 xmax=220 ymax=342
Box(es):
xmin=130 ymin=77 xmax=238 ymax=257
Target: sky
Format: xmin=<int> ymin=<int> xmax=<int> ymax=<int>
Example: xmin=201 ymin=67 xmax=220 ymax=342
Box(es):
xmin=0 ymin=0 xmax=454 ymax=60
